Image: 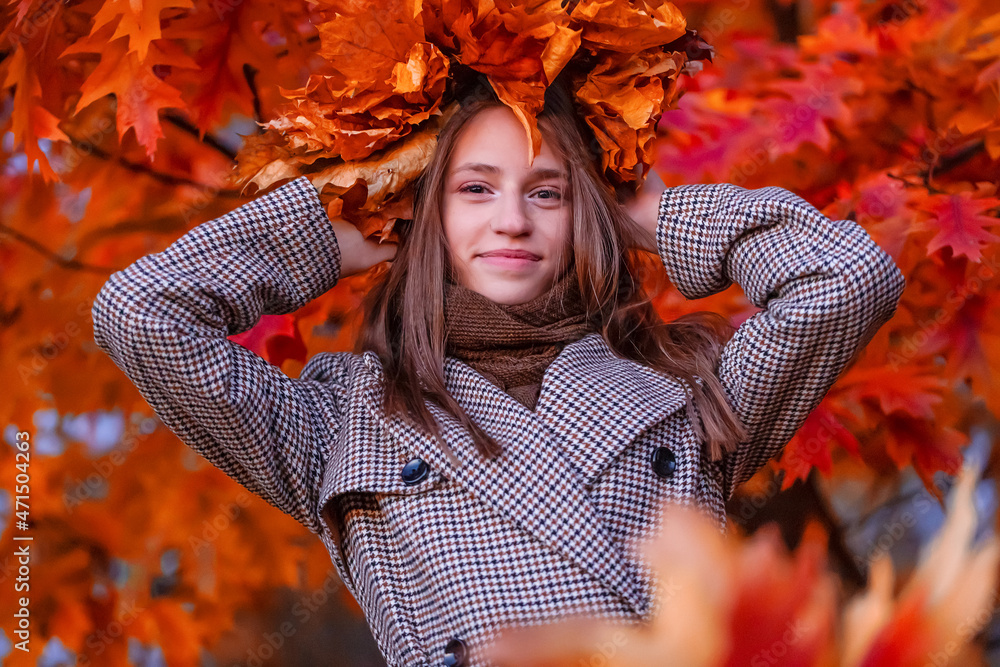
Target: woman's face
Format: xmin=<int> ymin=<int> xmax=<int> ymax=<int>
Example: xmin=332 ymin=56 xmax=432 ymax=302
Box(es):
xmin=442 ymin=105 xmax=572 ymax=305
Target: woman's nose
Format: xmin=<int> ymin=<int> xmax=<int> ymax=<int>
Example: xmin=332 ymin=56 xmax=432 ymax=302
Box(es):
xmin=491 ymin=192 xmax=531 ymax=236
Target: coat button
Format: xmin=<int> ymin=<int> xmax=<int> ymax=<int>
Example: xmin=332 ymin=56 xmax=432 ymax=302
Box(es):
xmin=651 ymin=446 xmax=677 ymax=479
xmin=401 ymin=457 xmax=429 ymax=485
xmin=443 ymin=637 xmax=467 ymax=666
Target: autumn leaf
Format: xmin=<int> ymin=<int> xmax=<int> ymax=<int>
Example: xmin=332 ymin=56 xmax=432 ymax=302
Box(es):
xmin=916 ymin=190 xmax=1000 ymax=262
xmin=776 ymin=404 xmax=863 ymax=490
xmin=266 ymin=0 xmax=449 ymax=162
xmin=841 ymin=363 xmax=947 ymax=421
xmin=88 ymin=0 xmax=194 ymax=62
xmin=842 ymin=462 xmax=1000 ymax=666
xmin=755 ymin=65 xmax=859 ymax=154
xmin=570 ymin=0 xmax=687 ymax=53
xmin=5 ymin=0 xmax=1000 ymax=662
xmin=299 ymin=109 xmax=446 ymax=206
xmin=881 ymin=415 xmax=966 ymax=502
xmin=577 ymin=49 xmax=686 ymax=181
xmin=63 ymin=27 xmax=195 ymax=158
xmin=163 ymin=0 xmax=319 ymax=134
xmin=1 ymin=46 xmax=69 ymax=182
xmin=228 ymin=314 xmax=307 ymax=369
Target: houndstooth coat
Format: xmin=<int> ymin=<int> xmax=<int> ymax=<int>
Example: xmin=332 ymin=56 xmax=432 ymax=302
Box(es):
xmin=92 ymin=175 xmax=905 ymax=666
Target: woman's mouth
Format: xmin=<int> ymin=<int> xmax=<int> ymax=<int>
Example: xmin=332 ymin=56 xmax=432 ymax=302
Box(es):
xmin=478 ymin=250 xmax=541 ymax=270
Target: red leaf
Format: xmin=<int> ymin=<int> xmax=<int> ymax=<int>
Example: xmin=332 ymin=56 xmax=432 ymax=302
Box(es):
xmin=228 ymin=314 xmax=307 ymax=368
xmin=882 ymin=415 xmax=966 ymax=502
xmin=776 ymin=405 xmax=862 ymax=490
xmin=918 ymin=192 xmax=1000 ymax=262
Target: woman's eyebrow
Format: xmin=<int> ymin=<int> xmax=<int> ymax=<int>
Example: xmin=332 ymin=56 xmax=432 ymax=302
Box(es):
xmin=452 ymin=162 xmax=499 ymax=175
xmin=529 ymin=167 xmax=569 ymax=181
xmin=452 ymin=162 xmax=568 ymax=180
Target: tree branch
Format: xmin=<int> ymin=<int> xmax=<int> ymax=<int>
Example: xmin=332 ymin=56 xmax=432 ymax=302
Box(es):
xmin=162 ymin=112 xmax=238 ymax=160
xmin=0 ymin=222 xmax=116 ymax=274
xmin=63 ymin=133 xmax=243 ymax=194
xmin=922 ymin=139 xmax=986 ymax=185
xmin=243 ymin=63 xmax=263 ymax=130
xmin=805 ymin=469 xmax=868 ymax=590
xmin=767 ymin=0 xmax=801 ymax=43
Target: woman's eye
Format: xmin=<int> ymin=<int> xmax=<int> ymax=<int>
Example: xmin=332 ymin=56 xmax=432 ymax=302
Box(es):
xmin=534 ymin=189 xmax=562 ymax=200
xmin=459 ymin=184 xmax=488 ymax=194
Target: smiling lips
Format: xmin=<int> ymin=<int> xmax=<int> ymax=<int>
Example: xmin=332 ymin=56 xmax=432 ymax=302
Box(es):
xmin=479 ymin=249 xmax=540 ymax=260
xmin=478 ymin=249 xmax=541 ymax=269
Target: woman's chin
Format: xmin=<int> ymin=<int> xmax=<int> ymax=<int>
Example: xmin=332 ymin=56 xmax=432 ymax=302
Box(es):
xmin=467 ymin=279 xmax=548 ymax=306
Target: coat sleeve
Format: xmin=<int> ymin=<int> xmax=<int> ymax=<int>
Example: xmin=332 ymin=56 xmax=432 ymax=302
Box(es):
xmin=656 ymin=183 xmax=906 ymax=502
xmin=91 ymin=175 xmax=351 ymax=534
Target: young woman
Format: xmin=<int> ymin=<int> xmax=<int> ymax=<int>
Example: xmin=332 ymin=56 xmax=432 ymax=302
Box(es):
xmin=92 ymin=80 xmax=906 ymax=666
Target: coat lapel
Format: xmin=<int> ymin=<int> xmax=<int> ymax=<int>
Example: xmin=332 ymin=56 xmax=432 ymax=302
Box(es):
xmin=534 ymin=333 xmax=693 ymax=483
xmin=328 ymin=333 xmax=693 ymax=616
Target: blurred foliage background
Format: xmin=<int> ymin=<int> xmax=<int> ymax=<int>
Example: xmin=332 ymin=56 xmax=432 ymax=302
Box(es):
xmin=1 ymin=0 xmax=999 ymax=664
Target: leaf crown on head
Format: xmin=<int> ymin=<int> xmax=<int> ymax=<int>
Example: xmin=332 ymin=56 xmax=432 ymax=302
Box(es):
xmin=233 ymin=0 xmax=712 ymax=242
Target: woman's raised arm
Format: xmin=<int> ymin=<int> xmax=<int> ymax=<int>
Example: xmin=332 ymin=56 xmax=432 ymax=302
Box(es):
xmin=91 ymin=175 xmax=381 ymax=534
xmin=652 ymin=182 xmax=906 ymax=501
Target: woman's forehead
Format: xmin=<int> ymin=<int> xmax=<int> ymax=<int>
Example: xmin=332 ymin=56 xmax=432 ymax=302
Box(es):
xmin=449 ymin=161 xmax=568 ymax=181
xmin=447 ymin=109 xmax=567 ymax=177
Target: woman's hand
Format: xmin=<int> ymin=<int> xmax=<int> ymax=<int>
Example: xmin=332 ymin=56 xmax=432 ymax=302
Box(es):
xmin=308 ymin=176 xmax=400 ymax=278
xmin=622 ymin=167 xmax=666 ymax=254
xmin=329 ymin=218 xmax=398 ymax=278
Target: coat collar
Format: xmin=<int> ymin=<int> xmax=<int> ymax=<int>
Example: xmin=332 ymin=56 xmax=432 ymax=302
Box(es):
xmin=531 ymin=332 xmax=693 ymax=482
xmin=321 ymin=332 xmax=693 ymax=616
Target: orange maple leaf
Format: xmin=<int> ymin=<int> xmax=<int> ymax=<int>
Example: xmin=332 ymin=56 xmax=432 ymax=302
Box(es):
xmin=577 ymin=49 xmax=686 ymax=181
xmin=1 ymin=46 xmax=69 ymax=182
xmin=62 ymin=28 xmax=195 ymax=158
xmin=266 ymin=0 xmax=449 ymax=162
xmin=570 ymin=0 xmax=687 ymax=53
xmin=163 ymin=0 xmax=305 ymax=134
xmin=88 ymin=0 xmax=194 ymax=62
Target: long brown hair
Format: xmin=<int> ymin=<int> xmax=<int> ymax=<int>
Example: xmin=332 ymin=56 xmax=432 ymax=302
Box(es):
xmin=357 ymin=78 xmax=747 ymax=462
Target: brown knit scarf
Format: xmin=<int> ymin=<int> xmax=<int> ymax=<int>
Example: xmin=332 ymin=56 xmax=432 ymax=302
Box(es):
xmin=443 ymin=265 xmax=595 ymax=411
